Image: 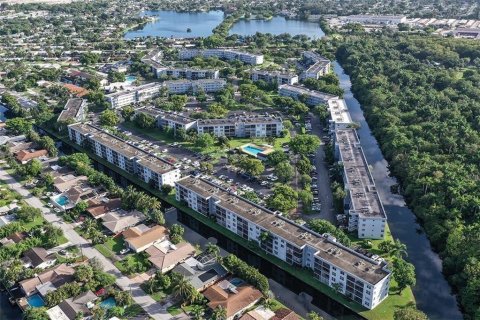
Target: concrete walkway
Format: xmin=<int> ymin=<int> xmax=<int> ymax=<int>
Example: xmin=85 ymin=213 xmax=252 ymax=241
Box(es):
xmin=0 ymin=167 xmax=171 ymax=320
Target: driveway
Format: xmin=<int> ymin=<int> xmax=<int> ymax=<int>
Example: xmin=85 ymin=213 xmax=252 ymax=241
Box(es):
xmin=0 ymin=167 xmax=171 ymax=320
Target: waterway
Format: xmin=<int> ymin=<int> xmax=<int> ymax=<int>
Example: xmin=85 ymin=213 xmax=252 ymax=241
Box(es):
xmin=333 ymin=62 xmax=463 ymax=320
xmin=0 ymin=290 xmax=19 ymax=320
xmin=230 ymin=16 xmax=325 ymax=38
xmin=124 ymin=10 xmax=224 ymax=39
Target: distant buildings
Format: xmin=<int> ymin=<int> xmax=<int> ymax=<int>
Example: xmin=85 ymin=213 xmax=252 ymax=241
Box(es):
xmin=135 ymin=107 xmax=197 ymax=133
xmin=452 ymin=28 xmax=480 ymax=39
xmin=164 ymin=79 xmax=226 ymax=94
xmin=68 ymin=123 xmax=181 ymax=188
xmin=175 ymin=176 xmax=391 ymax=309
xmin=251 ymin=70 xmax=298 ymax=85
xmin=155 ymin=67 xmax=220 ymax=80
xmin=340 ymin=15 xmax=407 ymax=25
xmin=179 ymin=48 xmax=264 ymax=65
xmin=278 ymin=84 xmax=338 ymax=106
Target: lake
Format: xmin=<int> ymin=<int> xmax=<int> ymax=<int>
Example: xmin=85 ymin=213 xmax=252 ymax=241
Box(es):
xmin=230 ymin=16 xmax=325 ymax=38
xmin=124 ymin=10 xmax=224 ymax=39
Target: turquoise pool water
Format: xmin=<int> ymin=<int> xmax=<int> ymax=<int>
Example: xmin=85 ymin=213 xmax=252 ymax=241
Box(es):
xmin=27 ymin=294 xmax=45 ymax=308
xmin=243 ymin=145 xmax=265 ymax=156
xmin=100 ymin=297 xmax=116 ymax=309
xmin=54 ymin=195 xmax=69 ymax=206
xmin=126 ymin=75 xmax=136 ymax=84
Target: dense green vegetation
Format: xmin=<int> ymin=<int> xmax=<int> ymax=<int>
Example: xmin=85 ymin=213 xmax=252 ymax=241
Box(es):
xmin=337 ymin=33 xmax=480 ymax=319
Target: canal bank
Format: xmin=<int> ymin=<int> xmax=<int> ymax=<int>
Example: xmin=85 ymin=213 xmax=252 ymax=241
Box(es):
xmin=333 ymin=62 xmax=463 ymax=320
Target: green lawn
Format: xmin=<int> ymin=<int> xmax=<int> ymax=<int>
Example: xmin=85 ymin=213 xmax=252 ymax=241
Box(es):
xmin=114 ymin=252 xmax=151 ymax=275
xmin=167 ymin=304 xmax=183 ymax=316
xmin=94 ymin=243 xmax=114 ymax=259
xmin=104 ymin=236 xmax=125 ymax=254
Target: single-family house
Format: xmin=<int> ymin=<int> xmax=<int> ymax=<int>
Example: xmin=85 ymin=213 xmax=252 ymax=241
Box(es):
xmin=203 ymin=279 xmax=263 ymax=320
xmin=15 ymin=149 xmax=48 ymax=164
xmin=46 ymin=290 xmax=97 ymax=320
xmin=19 ymin=264 xmax=75 ymax=296
xmin=172 ymin=254 xmax=228 ymax=291
xmin=22 ymin=247 xmax=56 ymax=269
xmin=86 ymin=197 xmax=122 ymax=219
xmin=122 ymin=224 xmax=168 ymax=253
xmin=101 ymin=209 xmax=145 ymax=234
xmin=145 ymin=240 xmax=196 ymax=273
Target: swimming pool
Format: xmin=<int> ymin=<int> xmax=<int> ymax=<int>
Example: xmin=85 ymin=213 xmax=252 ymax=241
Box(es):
xmin=100 ymin=297 xmax=117 ymax=309
xmin=54 ymin=195 xmax=69 ymax=206
xmin=125 ymin=75 xmax=136 ymax=84
xmin=27 ymin=294 xmax=45 ymax=308
xmin=243 ymin=145 xmax=265 ymax=156
xmin=229 ymin=278 xmax=245 ymax=287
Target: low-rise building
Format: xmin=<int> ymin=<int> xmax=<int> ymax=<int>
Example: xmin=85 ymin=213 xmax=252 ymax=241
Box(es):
xmin=123 ymin=224 xmax=168 ymax=253
xmin=278 ymin=84 xmax=337 ymax=106
xmin=145 ymin=240 xmax=196 ymax=273
xmin=452 ymin=28 xmax=480 ymax=39
xmin=179 ymin=48 xmax=264 ymax=65
xmin=101 ymin=209 xmax=145 ymax=234
xmin=22 ymin=247 xmax=56 ymax=269
xmin=46 ymin=290 xmax=97 ymax=320
xmin=19 ymin=264 xmax=75 ymax=296
xmin=106 ymin=82 xmax=163 ymax=108
xmin=164 ymin=79 xmax=226 ymax=94
xmin=327 ymin=98 xmax=352 ymax=132
xmin=68 ymin=123 xmax=181 ymax=188
xmin=155 ymin=67 xmax=220 ymax=80
xmin=300 ymin=51 xmax=331 ymax=80
xmin=86 ymin=197 xmax=122 ymax=219
xmin=57 ymin=98 xmax=87 ymax=124
xmin=175 ymin=176 xmax=391 ymax=309
xmin=15 ymin=148 xmax=48 ymax=164
xmin=135 ymin=107 xmax=197 ymax=133
xmin=334 ymin=129 xmax=387 ymax=239
xmin=172 ymin=253 xmax=229 ymax=291
xmin=203 ymin=279 xmax=263 ymax=320
xmin=251 ymin=70 xmax=298 ymax=85
xmin=197 ymin=114 xmax=283 ymax=138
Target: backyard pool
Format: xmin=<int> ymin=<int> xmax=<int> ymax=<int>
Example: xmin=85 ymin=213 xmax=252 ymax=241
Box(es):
xmin=54 ymin=195 xmax=69 ymax=206
xmin=229 ymin=278 xmax=245 ymax=287
xmin=27 ymin=294 xmax=45 ymax=308
xmin=100 ymin=297 xmax=117 ymax=309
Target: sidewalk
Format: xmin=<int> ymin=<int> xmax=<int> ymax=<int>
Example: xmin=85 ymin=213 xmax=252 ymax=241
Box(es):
xmin=0 ymin=167 xmax=171 ymax=320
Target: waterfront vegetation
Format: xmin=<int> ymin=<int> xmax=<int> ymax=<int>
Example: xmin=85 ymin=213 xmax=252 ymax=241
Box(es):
xmin=337 ymin=33 xmax=480 ymax=320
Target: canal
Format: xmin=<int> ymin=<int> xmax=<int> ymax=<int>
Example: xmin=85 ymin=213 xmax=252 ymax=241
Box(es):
xmin=333 ymin=62 xmax=463 ymax=320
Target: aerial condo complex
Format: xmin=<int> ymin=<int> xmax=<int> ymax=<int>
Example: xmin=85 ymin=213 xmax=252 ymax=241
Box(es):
xmin=0 ymin=1 xmax=477 ymax=320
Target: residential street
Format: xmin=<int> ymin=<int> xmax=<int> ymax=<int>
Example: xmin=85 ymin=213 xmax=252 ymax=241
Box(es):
xmin=0 ymin=166 xmax=172 ymax=320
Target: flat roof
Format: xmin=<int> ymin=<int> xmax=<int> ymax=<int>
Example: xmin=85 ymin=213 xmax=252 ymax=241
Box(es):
xmin=252 ymin=70 xmax=297 ymax=79
xmin=176 ymin=176 xmax=389 ymax=284
xmin=278 ymin=84 xmax=338 ymax=101
xmin=335 ymin=129 xmax=386 ymax=219
xmin=68 ymin=123 xmax=176 ymax=174
xmin=106 ymin=82 xmax=162 ymax=98
xmin=137 ymin=107 xmax=196 ymax=125
xmin=327 ymin=98 xmax=352 ymax=124
xmin=58 ymin=98 xmax=84 ymax=122
xmin=198 ymin=114 xmax=282 ymax=126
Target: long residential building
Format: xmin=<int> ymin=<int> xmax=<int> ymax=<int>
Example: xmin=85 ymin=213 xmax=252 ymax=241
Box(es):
xmin=197 ymin=114 xmax=283 ymax=138
xmin=155 ymin=67 xmax=220 ymax=80
xmin=278 ymin=84 xmax=338 ymax=106
xmin=67 ymin=123 xmax=181 ymax=187
xmin=164 ymin=79 xmax=226 ymax=94
xmin=179 ymin=49 xmax=264 ymax=65
xmin=57 ymin=98 xmax=87 ymax=123
xmin=175 ymin=176 xmax=391 ymax=310
xmin=134 ymin=107 xmax=283 ymax=138
xmin=334 ymin=129 xmax=387 ymax=239
xmin=301 ymin=51 xmax=331 ymax=80
xmin=106 ymin=82 xmax=163 ymax=109
xmin=339 ymin=15 xmax=407 ymax=25
xmin=251 ymin=70 xmax=298 ymax=85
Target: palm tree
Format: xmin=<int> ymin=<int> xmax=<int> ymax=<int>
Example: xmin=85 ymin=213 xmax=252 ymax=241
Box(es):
xmin=262 ymin=298 xmax=275 ymax=310
xmin=190 ymin=304 xmax=205 ymax=320
xmin=205 ymin=243 xmax=220 ymax=259
xmin=390 ymin=239 xmax=408 ymax=258
xmin=173 ymin=276 xmax=197 ymax=305
xmin=146 ymin=276 xmax=157 ymax=294
xmin=212 ymin=306 xmax=227 ymax=320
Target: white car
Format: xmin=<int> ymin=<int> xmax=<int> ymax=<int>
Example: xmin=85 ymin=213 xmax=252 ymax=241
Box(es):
xmin=120 ymin=248 xmax=130 ymax=255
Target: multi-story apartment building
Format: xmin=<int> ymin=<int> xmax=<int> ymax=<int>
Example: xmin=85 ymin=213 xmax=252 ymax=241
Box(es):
xmin=278 ymin=84 xmax=338 ymax=106
xmin=197 ymin=114 xmax=283 ymax=138
xmin=68 ymin=123 xmax=181 ymax=187
xmin=179 ymin=49 xmax=264 ymax=65
xmin=135 ymin=107 xmax=198 ymax=133
xmin=327 ymin=98 xmax=352 ymax=132
xmin=301 ymin=51 xmax=331 ymax=80
xmin=57 ymin=98 xmax=87 ymax=123
xmin=251 ymin=70 xmax=299 ymax=85
xmin=106 ymin=83 xmax=163 ymax=109
xmin=164 ymin=79 xmax=226 ymax=94
xmin=334 ymin=129 xmax=387 ymax=239
xmin=175 ymin=176 xmax=391 ymax=309
xmin=155 ymin=67 xmax=220 ymax=80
